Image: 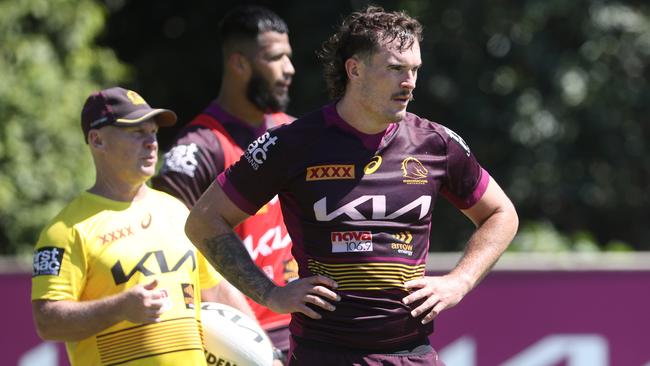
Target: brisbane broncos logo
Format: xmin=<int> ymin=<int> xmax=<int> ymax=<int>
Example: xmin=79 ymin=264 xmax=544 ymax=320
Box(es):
xmin=401 ymin=157 xmax=428 ymax=184
xmin=126 ymin=90 xmax=146 ymax=105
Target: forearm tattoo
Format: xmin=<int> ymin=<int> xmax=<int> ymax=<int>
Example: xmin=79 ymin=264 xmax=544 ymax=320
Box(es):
xmin=202 ymin=232 xmax=275 ymax=305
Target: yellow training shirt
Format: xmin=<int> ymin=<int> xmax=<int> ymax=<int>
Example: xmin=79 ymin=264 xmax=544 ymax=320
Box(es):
xmin=32 ymin=189 xmax=221 ymax=366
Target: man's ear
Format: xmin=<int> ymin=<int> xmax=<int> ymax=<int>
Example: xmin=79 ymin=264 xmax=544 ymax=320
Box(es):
xmin=227 ymin=52 xmax=251 ymax=77
xmin=87 ymin=130 xmax=103 ymax=149
xmin=344 ymin=57 xmax=363 ymax=80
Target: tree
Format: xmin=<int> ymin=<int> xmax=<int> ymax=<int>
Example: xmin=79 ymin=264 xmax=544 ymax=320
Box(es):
xmin=5 ymin=0 xmax=647 ymax=254
xmin=100 ymin=0 xmax=650 ymax=250
xmin=398 ymin=0 xmax=650 ymax=250
xmin=0 ymin=0 xmax=128 ymax=255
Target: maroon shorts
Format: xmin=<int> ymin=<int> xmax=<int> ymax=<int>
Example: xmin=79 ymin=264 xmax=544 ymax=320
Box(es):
xmin=266 ymin=326 xmax=291 ymax=352
xmin=287 ymin=336 xmax=446 ymax=366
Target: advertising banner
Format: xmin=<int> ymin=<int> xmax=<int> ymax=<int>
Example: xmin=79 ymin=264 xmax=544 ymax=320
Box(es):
xmin=4 ymin=264 xmax=650 ymax=365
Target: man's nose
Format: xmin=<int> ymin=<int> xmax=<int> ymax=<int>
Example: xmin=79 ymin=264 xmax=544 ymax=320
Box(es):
xmin=283 ymin=56 xmax=295 ymax=77
xmin=401 ymin=70 xmax=417 ymax=89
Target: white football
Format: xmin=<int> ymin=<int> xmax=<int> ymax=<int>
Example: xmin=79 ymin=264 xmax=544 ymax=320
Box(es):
xmin=201 ymin=302 xmax=273 ymax=366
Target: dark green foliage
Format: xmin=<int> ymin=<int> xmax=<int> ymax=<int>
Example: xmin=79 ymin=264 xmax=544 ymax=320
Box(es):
xmin=2 ymin=0 xmax=648 ymax=254
xmin=101 ymin=0 xmax=649 ymax=250
xmin=0 ymin=0 xmax=127 ymax=255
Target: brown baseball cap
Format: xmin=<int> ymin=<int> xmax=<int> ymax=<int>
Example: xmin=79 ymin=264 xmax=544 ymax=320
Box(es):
xmin=81 ymin=87 xmax=177 ymax=143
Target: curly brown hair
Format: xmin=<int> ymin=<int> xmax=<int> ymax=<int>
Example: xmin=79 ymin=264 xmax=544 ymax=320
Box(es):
xmin=317 ymin=6 xmax=423 ymax=100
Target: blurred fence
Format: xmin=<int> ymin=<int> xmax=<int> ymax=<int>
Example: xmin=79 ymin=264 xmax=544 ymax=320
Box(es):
xmin=3 ymin=253 xmax=650 ymax=365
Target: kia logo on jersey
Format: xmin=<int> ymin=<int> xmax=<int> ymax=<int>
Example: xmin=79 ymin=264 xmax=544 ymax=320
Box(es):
xmin=314 ymin=195 xmax=432 ymax=222
xmin=241 ymin=226 xmax=291 ymax=260
xmin=111 ymin=249 xmax=197 ymax=285
xmin=331 ymin=231 xmax=373 ymax=253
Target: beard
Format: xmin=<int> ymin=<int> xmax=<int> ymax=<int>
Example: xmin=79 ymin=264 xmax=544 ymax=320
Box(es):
xmin=246 ymin=71 xmax=290 ymax=113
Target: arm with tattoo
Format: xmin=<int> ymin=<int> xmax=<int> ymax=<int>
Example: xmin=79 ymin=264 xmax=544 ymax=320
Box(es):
xmin=186 ymin=181 xmax=339 ymax=318
xmin=201 ymin=232 xmax=275 ymax=305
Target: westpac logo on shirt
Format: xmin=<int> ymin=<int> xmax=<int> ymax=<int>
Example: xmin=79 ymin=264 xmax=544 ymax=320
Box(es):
xmin=33 ymin=247 xmax=65 ymax=276
xmin=331 ymin=231 xmax=373 ymax=253
xmin=244 ymin=132 xmax=278 ymax=171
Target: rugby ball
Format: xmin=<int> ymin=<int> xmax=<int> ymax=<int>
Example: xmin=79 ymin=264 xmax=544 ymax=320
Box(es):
xmin=201 ymin=302 xmax=273 ymax=366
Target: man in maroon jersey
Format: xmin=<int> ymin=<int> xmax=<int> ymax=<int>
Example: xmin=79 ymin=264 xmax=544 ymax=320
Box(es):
xmin=152 ymin=5 xmax=296 ymax=363
xmin=185 ymin=6 xmax=518 ymax=366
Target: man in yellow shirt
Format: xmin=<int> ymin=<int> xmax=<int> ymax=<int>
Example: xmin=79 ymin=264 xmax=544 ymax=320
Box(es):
xmin=31 ymin=87 xmax=222 ymax=365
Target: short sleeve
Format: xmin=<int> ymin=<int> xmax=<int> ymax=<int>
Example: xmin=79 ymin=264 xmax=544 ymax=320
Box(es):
xmin=152 ymin=128 xmax=225 ymax=208
xmin=31 ymin=222 xmax=87 ymax=301
xmin=439 ymin=127 xmax=490 ymax=209
xmin=218 ymin=129 xmax=289 ymax=215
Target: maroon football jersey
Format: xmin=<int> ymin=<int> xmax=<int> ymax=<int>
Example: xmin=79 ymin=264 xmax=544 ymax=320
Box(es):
xmin=219 ymin=103 xmax=490 ymax=349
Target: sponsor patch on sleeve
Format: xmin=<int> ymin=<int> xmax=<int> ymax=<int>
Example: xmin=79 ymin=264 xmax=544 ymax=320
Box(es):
xmin=244 ymin=132 xmax=278 ymax=170
xmin=32 ymin=247 xmax=65 ymax=277
xmin=443 ymin=127 xmax=471 ymax=157
xmin=161 ymin=143 xmax=199 ymax=177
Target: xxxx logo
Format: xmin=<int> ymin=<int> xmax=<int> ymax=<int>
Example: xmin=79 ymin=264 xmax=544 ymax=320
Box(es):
xmin=306 ymin=164 xmax=355 ymax=181
xmin=99 ymin=225 xmax=134 ymax=246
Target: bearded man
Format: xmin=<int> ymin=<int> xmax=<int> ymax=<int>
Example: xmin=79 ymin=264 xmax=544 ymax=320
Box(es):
xmin=152 ymin=5 xmax=296 ymax=364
